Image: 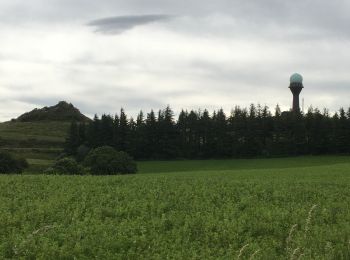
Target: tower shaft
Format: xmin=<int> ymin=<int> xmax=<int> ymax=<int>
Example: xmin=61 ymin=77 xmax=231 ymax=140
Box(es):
xmin=289 ymin=83 xmax=303 ymax=112
xmin=292 ymin=93 xmax=300 ymax=112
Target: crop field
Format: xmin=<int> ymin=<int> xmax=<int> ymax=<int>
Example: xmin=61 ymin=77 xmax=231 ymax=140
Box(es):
xmin=1 ymin=156 xmax=350 ymax=259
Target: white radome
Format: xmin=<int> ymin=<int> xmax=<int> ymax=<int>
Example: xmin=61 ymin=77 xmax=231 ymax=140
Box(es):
xmin=290 ymin=73 xmax=303 ymax=83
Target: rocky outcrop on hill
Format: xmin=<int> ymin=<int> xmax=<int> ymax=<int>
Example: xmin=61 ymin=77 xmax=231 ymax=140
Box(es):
xmin=14 ymin=101 xmax=91 ymax=122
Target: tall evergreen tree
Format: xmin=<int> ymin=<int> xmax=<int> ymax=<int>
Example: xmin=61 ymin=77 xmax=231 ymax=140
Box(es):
xmin=334 ymin=108 xmax=349 ymax=153
xmin=199 ymin=109 xmax=212 ymax=158
xmin=86 ymin=114 xmax=100 ymax=148
xmin=213 ymin=108 xmax=228 ymax=157
xmin=145 ymin=110 xmax=158 ymax=158
xmin=157 ymin=106 xmax=179 ymax=159
xmin=118 ymin=108 xmax=129 ymax=152
xmin=66 ymin=104 xmax=350 ymax=160
xmin=112 ymin=114 xmax=120 ymax=150
xmin=133 ymin=111 xmax=147 ymax=159
xmin=100 ymin=114 xmax=114 ymax=146
xmin=177 ymin=110 xmax=189 ymax=158
xmin=77 ymin=122 xmax=86 ymax=146
xmin=65 ymin=121 xmax=80 ymax=155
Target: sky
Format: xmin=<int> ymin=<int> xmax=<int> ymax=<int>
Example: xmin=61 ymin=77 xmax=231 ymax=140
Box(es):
xmin=0 ymin=0 xmax=349 ymax=121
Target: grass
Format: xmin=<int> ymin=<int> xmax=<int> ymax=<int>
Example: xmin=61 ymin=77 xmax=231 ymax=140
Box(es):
xmin=24 ymin=155 xmax=350 ymax=175
xmin=138 ymin=155 xmax=350 ymax=173
xmin=26 ymin=159 xmax=56 ymax=173
xmin=1 ymin=156 xmax=350 ymax=259
xmin=0 ymin=121 xmax=70 ymax=139
xmin=0 ymin=121 xmax=69 ymax=161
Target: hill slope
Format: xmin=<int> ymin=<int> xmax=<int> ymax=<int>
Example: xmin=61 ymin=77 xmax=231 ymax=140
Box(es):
xmin=0 ymin=101 xmax=91 ymax=171
xmin=13 ymin=101 xmax=91 ymax=122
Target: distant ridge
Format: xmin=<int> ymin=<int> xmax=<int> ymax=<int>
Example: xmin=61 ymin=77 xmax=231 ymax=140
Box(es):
xmin=13 ymin=101 xmax=91 ymax=122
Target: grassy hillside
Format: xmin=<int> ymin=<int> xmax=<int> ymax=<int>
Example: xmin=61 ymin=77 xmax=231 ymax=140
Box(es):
xmin=0 ymin=121 xmax=69 ymax=140
xmin=0 ymin=101 xmax=90 ymax=172
xmin=0 ymin=121 xmax=70 ymax=167
xmin=1 ymin=156 xmax=350 ymax=259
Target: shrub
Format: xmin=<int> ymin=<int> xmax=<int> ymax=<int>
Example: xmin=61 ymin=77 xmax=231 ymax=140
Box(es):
xmin=43 ymin=167 xmax=56 ymax=175
xmin=0 ymin=152 xmax=28 ymax=174
xmin=76 ymin=145 xmax=91 ymax=162
xmin=46 ymin=157 xmax=84 ymax=175
xmin=84 ymin=146 xmax=137 ymax=175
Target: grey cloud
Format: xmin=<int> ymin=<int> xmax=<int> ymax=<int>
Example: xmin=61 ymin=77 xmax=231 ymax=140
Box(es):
xmin=88 ymin=15 xmax=173 ymax=34
xmin=2 ymin=0 xmax=350 ymax=39
xmin=75 ymin=97 xmax=165 ymax=118
xmin=1 ymin=0 xmax=350 ymax=121
xmin=68 ymin=84 xmax=166 ymax=115
xmin=14 ymin=97 xmax=67 ymax=108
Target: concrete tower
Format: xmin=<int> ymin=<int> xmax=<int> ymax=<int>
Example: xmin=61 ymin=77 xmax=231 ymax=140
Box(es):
xmin=289 ymin=73 xmax=304 ymax=112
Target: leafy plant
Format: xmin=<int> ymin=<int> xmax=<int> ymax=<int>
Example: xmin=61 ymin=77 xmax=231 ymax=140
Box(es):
xmin=76 ymin=144 xmax=91 ymax=162
xmin=0 ymin=151 xmax=28 ymax=174
xmin=45 ymin=157 xmax=84 ymax=175
xmin=84 ymin=146 xmax=137 ymax=175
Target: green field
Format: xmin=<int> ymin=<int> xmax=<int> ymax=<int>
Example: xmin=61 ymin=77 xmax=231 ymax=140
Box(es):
xmin=138 ymin=155 xmax=350 ymax=174
xmin=1 ymin=156 xmax=350 ymax=259
xmin=0 ymin=121 xmax=69 ymax=140
xmin=0 ymin=121 xmax=69 ymax=164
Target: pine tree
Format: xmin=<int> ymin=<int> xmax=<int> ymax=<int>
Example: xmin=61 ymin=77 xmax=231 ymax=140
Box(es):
xmin=65 ymin=121 xmax=80 ymax=155
xmin=187 ymin=110 xmax=200 ymax=158
xmin=145 ymin=110 xmax=157 ymax=159
xmin=157 ymin=106 xmax=179 ymax=159
xmin=133 ymin=111 xmax=147 ymax=159
xmin=177 ymin=110 xmax=189 ymax=158
xmin=245 ymin=104 xmax=260 ymax=156
xmin=64 ymin=104 xmax=350 ymax=160
xmin=118 ymin=108 xmax=129 ymax=152
xmin=78 ymin=122 xmax=86 ymax=145
xmin=199 ymin=109 xmax=212 ymax=158
xmin=213 ymin=108 xmax=228 ymax=157
xmin=100 ymin=114 xmax=114 ymax=146
xmin=112 ymin=114 xmax=120 ymax=150
xmin=86 ymin=114 xmax=100 ymax=148
xmin=334 ymin=108 xmax=348 ymax=153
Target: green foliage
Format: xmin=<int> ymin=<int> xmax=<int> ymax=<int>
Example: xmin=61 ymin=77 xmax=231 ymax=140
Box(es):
xmin=0 ymin=157 xmax=350 ymax=258
xmin=45 ymin=157 xmax=84 ymax=175
xmin=0 ymin=151 xmax=28 ymax=174
xmin=84 ymin=146 xmax=137 ymax=175
xmin=72 ymin=105 xmax=350 ymax=160
xmin=64 ymin=121 xmax=80 ymax=155
xmin=76 ymin=144 xmax=91 ymax=162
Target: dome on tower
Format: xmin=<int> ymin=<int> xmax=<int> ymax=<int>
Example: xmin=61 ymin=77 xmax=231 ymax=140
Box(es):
xmin=290 ymin=73 xmax=303 ymax=83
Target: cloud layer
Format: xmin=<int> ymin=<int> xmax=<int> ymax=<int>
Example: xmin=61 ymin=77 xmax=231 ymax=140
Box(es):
xmin=88 ymin=15 xmax=173 ymax=34
xmin=0 ymin=0 xmax=349 ymax=121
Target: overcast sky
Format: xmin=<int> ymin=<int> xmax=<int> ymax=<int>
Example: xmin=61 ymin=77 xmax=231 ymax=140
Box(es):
xmin=0 ymin=0 xmax=349 ymax=121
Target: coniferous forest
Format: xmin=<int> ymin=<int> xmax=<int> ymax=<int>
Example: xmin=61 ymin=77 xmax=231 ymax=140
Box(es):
xmin=65 ymin=104 xmax=350 ymax=160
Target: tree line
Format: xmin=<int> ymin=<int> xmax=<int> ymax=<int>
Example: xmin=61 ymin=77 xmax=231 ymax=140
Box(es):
xmin=65 ymin=104 xmax=350 ymax=160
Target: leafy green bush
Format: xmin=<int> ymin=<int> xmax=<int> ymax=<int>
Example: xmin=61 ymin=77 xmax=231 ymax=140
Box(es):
xmin=76 ymin=144 xmax=91 ymax=162
xmin=0 ymin=151 xmax=28 ymax=174
xmin=84 ymin=146 xmax=137 ymax=175
xmin=45 ymin=157 xmax=84 ymax=175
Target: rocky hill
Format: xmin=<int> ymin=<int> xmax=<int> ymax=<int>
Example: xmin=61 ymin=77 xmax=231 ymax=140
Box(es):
xmin=1 ymin=101 xmax=91 ymax=172
xmin=13 ymin=101 xmax=91 ymax=122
